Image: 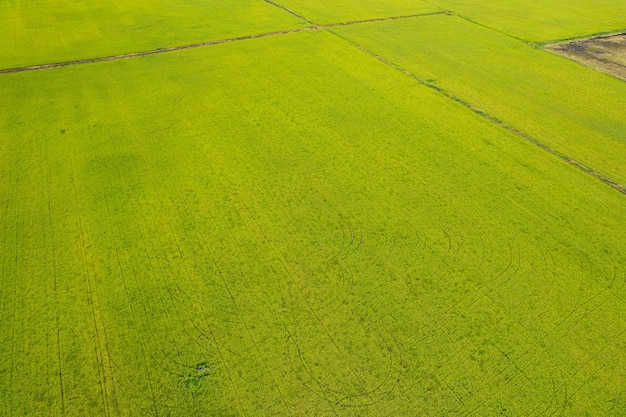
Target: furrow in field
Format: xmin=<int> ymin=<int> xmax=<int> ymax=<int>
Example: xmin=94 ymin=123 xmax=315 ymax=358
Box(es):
xmin=96 ymin=159 xmax=165 ymax=415
xmin=37 ymin=141 xmax=64 ymax=416
xmin=44 ymin=151 xmax=66 ymax=416
xmin=0 ymin=197 xmax=12 ymax=416
xmin=171 ymin=198 xmax=298 ymax=413
xmin=66 ymin=140 xmax=119 ymax=417
xmin=101 ymin=207 xmax=210 ymax=415
xmin=42 ymin=131 xmax=98 ymax=415
xmin=6 ymin=134 xmax=34 ymax=416
xmin=5 ymin=163 xmax=20 ymax=417
xmin=88 ymin=140 xmax=225 ymax=414
xmin=199 ymin=163 xmax=347 ymax=413
xmin=130 ymin=133 xmax=296 ymax=414
xmin=144 ymin=190 xmax=248 ymax=415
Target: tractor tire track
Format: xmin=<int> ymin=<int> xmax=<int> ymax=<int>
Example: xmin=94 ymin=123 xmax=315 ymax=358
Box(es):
xmin=67 ymin=142 xmax=119 ymax=417
xmin=146 ymin=185 xmax=248 ymax=416
xmin=95 ymin=152 xmax=165 ymax=416
xmin=135 ymin=128 xmax=290 ymax=413
xmin=199 ymin=149 xmax=337 ymax=413
xmin=95 ymin=143 xmax=225 ymax=413
xmin=43 ymin=139 xmax=66 ymax=416
xmin=0 ymin=196 xmax=12 ymax=417
xmin=206 ymin=162 xmax=349 ymax=413
xmin=5 ymin=134 xmax=33 ymax=416
xmin=287 ymin=269 xmax=389 ymax=416
xmin=7 ymin=166 xmax=21 ymax=417
xmin=162 ymin=173 xmax=298 ymax=415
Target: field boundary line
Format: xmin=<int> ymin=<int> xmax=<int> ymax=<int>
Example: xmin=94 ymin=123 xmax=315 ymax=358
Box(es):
xmin=329 ymin=30 xmax=626 ymax=196
xmin=43 ymin=140 xmax=67 ymax=416
xmin=325 ymin=11 xmax=447 ymax=28
xmin=536 ymin=29 xmax=626 ymax=47
xmin=444 ymin=10 xmax=528 ymax=43
xmin=0 ymin=27 xmax=317 ymax=74
xmin=0 ymin=12 xmax=445 ymax=75
xmin=416 ymin=0 xmax=532 ymax=43
xmin=262 ymin=0 xmax=316 ymax=25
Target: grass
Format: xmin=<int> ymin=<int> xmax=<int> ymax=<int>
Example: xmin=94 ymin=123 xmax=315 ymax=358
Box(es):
xmin=2 ymin=2 xmax=626 ymax=416
xmin=335 ymin=13 xmax=626 ymax=186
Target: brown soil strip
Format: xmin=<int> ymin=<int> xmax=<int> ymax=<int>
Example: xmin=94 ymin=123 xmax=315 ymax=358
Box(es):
xmin=546 ymin=32 xmax=626 ymax=81
xmin=0 ymin=11 xmax=445 ymax=75
xmin=330 ymin=30 xmax=626 ymax=196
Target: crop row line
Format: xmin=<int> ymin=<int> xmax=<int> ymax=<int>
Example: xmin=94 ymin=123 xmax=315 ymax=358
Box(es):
xmin=43 ymin=139 xmax=67 ymax=416
xmin=68 ymin=146 xmax=119 ymax=416
xmin=262 ymin=0 xmax=316 ymax=25
xmin=0 ymin=11 xmax=445 ymax=75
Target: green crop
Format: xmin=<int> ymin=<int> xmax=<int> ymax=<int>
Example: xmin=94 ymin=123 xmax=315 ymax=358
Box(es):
xmin=336 ymin=14 xmax=626 ymax=186
xmin=0 ymin=0 xmax=305 ymax=69
xmin=2 ymin=1 xmax=626 ymax=416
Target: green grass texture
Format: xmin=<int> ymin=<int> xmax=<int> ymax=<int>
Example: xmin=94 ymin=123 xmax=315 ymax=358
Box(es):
xmin=2 ymin=28 xmax=626 ymax=415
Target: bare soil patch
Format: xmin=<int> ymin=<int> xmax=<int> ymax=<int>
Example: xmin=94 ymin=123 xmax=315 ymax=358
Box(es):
xmin=547 ymin=33 xmax=626 ymax=81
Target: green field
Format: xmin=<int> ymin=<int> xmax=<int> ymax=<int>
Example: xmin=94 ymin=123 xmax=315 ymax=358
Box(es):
xmin=0 ymin=0 xmax=305 ymax=69
xmin=335 ymin=14 xmax=626 ymax=185
xmin=2 ymin=1 xmax=626 ymax=416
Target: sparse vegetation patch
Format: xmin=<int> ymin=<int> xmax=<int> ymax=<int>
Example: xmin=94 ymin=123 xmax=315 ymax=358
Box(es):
xmin=547 ymin=33 xmax=626 ymax=81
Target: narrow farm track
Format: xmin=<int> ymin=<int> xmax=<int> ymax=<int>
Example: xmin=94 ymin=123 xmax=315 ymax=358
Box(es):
xmin=0 ymin=12 xmax=445 ymax=75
